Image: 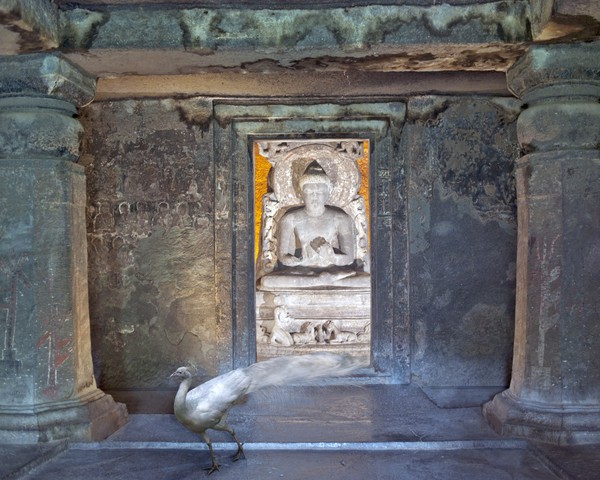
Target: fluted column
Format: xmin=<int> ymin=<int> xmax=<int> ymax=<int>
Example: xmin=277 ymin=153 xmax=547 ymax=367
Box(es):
xmin=0 ymin=53 xmax=127 ymax=442
xmin=484 ymin=42 xmax=600 ymax=444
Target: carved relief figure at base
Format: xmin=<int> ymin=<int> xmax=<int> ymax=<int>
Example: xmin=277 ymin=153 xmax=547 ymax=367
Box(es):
xmin=292 ymin=323 xmax=318 ymax=345
xmin=322 ymin=320 xmax=358 ymax=344
xmin=269 ymin=305 xmax=294 ymax=347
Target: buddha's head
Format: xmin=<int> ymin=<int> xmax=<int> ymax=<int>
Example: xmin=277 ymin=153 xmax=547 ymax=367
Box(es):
xmin=298 ymin=161 xmax=331 ymax=215
xmin=298 ymin=160 xmax=331 ymax=192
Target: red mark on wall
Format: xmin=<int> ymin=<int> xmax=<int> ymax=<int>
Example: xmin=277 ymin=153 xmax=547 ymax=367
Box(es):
xmin=0 ymin=252 xmax=31 ymax=368
xmin=36 ymin=305 xmax=71 ymax=397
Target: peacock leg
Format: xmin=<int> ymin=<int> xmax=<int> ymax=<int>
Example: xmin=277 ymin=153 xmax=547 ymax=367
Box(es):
xmin=201 ymin=432 xmax=220 ymax=475
xmin=214 ymin=422 xmax=245 ymax=462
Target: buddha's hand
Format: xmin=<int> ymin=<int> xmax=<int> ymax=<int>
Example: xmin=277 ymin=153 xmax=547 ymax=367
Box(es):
xmin=281 ymin=254 xmax=302 ymax=266
xmin=316 ymin=242 xmax=336 ymax=263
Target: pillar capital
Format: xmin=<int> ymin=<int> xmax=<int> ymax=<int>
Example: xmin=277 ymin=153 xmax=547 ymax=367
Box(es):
xmin=0 ymin=53 xmax=95 ymax=107
xmin=506 ymin=42 xmax=600 ymax=154
xmin=507 ymin=41 xmax=600 ymax=102
xmin=0 ymin=54 xmax=96 ymax=162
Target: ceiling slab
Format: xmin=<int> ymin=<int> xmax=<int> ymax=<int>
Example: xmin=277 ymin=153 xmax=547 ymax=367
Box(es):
xmin=0 ymin=0 xmax=598 ymax=86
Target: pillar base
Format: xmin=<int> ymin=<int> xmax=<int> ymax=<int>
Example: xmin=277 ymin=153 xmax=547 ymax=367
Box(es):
xmin=0 ymin=391 xmax=128 ymax=444
xmin=484 ymin=390 xmax=600 ymax=445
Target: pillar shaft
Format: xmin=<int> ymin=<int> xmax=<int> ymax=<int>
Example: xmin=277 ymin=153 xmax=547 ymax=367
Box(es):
xmin=484 ymin=42 xmax=600 ymax=444
xmin=0 ymin=53 xmax=127 ymax=443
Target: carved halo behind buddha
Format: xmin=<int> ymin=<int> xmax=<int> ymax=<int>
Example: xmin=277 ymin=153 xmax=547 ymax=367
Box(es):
xmin=254 ymin=140 xmax=371 ymax=363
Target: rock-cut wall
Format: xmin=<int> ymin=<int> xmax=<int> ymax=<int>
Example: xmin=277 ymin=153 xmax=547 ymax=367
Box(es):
xmin=79 ymin=95 xmax=519 ymax=406
xmin=80 ymin=98 xmax=222 ymax=401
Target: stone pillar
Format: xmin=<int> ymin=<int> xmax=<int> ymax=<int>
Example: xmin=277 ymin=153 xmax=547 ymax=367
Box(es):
xmin=0 ymin=53 xmax=127 ymax=443
xmin=484 ymin=42 xmax=600 ymax=444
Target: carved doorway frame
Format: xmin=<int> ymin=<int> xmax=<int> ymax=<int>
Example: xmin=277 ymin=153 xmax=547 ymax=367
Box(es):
xmin=213 ymin=102 xmax=409 ymax=383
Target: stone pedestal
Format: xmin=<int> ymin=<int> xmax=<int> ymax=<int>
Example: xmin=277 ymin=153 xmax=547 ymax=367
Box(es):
xmin=483 ymin=42 xmax=600 ymax=444
xmin=0 ymin=54 xmax=127 ymax=443
xmin=256 ymin=289 xmax=371 ymax=364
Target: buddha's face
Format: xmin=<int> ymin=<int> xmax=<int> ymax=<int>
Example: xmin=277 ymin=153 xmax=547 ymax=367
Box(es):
xmin=302 ymin=182 xmax=330 ymax=216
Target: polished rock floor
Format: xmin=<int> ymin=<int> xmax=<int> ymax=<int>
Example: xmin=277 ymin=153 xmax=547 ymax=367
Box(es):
xmin=2 ymin=386 xmax=599 ymax=480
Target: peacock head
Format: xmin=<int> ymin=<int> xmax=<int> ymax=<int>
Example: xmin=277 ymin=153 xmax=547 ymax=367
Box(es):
xmin=170 ymin=366 xmax=193 ymax=380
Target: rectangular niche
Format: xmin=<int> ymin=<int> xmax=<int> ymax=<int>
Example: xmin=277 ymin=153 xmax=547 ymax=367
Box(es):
xmin=254 ymin=139 xmax=371 ymax=364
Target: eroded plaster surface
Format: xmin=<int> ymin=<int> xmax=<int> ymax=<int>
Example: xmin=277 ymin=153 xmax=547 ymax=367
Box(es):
xmin=406 ymin=96 xmax=520 ymax=387
xmin=80 ymin=99 xmax=220 ymax=390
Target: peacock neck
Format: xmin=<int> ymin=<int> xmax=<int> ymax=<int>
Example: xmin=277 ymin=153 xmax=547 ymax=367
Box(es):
xmin=174 ymin=377 xmax=192 ymax=414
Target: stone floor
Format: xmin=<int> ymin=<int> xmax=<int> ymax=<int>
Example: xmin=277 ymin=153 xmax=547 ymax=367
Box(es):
xmin=2 ymin=386 xmax=599 ymax=479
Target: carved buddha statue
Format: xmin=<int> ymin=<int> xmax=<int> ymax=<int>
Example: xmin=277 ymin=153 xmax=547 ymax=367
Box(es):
xmin=258 ymin=160 xmax=370 ymax=289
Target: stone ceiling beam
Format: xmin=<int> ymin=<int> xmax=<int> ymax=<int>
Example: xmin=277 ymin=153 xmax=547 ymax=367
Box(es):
xmin=1 ymin=0 xmax=598 ymax=77
xmin=60 ymin=2 xmax=531 ymax=50
xmin=2 ymin=0 xmax=534 ymax=76
xmin=94 ymin=70 xmax=511 ymax=100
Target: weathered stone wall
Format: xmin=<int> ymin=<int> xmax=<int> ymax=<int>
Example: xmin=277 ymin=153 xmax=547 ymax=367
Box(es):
xmin=79 ymin=98 xmax=220 ymax=395
xmin=405 ymin=96 xmax=520 ymax=387
xmin=80 ymin=95 xmax=518 ymax=400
